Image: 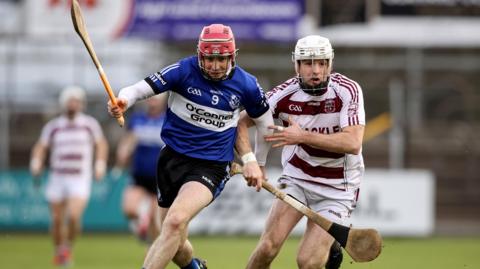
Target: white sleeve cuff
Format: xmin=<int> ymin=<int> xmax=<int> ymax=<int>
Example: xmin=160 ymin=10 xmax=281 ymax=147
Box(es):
xmin=118 ymin=80 xmax=156 ymax=109
xmin=252 ymin=111 xmax=274 ymax=166
xmin=241 ymin=152 xmax=257 ymax=164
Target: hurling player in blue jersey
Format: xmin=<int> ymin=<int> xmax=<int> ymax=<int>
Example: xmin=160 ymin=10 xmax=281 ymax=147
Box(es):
xmin=108 ymin=24 xmax=273 ymax=269
xmin=114 ymin=94 xmax=167 ymax=243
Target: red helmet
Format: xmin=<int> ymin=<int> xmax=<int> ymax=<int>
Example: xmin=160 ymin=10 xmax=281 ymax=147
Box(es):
xmin=197 ymin=24 xmax=237 ymax=80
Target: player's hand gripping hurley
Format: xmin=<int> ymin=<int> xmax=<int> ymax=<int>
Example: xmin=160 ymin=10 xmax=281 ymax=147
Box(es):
xmin=230 ymin=162 xmax=382 ymax=263
xmin=71 ymin=0 xmax=124 ymax=127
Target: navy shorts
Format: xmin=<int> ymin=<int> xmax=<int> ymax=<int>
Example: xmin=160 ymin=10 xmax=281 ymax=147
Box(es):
xmin=129 ymin=174 xmax=157 ymax=195
xmin=156 ymin=146 xmax=231 ymax=208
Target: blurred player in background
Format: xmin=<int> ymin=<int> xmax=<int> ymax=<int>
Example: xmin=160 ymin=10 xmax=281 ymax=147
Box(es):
xmin=114 ymin=93 xmax=167 ymax=243
xmin=237 ymin=35 xmax=365 ymax=269
xmin=30 ymin=85 xmax=108 ymax=267
xmin=108 ymin=23 xmax=272 ymax=269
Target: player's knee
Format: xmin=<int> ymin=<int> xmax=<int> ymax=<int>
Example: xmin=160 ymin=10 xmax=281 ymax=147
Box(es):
xmin=163 ymin=212 xmax=189 ymax=233
xmin=51 ymin=215 xmax=62 ymax=225
xmin=122 ymin=204 xmax=137 ymax=218
xmin=257 ymin=238 xmax=282 ymax=261
xmin=296 ymin=253 xmax=327 ymax=269
xmin=68 ymin=213 xmax=83 ymax=225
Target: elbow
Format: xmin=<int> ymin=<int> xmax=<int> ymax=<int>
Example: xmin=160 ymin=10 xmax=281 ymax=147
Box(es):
xmin=238 ymin=112 xmax=255 ymax=128
xmin=346 ymin=141 xmax=362 ymax=155
xmin=349 ymin=147 xmax=361 ymax=155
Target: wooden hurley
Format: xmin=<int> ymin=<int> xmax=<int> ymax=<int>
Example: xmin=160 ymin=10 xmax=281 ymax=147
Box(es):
xmin=71 ymin=0 xmax=124 ymax=127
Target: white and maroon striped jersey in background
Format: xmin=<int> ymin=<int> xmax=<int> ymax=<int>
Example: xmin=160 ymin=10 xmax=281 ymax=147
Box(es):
xmin=39 ymin=113 xmax=104 ymax=181
xmin=266 ymin=73 xmax=365 ymax=191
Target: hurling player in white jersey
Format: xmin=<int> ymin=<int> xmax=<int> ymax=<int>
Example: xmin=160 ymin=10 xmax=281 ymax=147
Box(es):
xmin=30 ymin=86 xmax=108 ymax=267
xmin=108 ymin=24 xmax=273 ymax=269
xmin=237 ymin=35 xmax=365 ymax=269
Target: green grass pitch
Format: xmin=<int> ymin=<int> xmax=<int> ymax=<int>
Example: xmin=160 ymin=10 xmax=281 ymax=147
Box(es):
xmin=0 ymin=234 xmax=479 ymax=268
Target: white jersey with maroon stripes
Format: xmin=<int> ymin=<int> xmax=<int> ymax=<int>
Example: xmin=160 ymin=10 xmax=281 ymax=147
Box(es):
xmin=266 ymin=73 xmax=365 ymax=191
xmin=39 ymin=113 xmax=104 ymax=181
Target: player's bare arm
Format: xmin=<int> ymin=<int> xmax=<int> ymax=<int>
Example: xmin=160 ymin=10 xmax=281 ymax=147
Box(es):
xmin=115 ymin=132 xmax=138 ymax=169
xmin=266 ymin=115 xmax=364 ymax=155
xmin=94 ymin=137 xmax=109 ymax=181
xmin=235 ymin=111 xmax=264 ymax=192
xmin=30 ymin=141 xmax=48 ymax=178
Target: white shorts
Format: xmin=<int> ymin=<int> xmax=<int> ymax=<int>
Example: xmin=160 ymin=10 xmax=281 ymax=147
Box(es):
xmin=277 ymin=175 xmax=359 ymax=226
xmin=45 ymin=175 xmax=92 ymax=202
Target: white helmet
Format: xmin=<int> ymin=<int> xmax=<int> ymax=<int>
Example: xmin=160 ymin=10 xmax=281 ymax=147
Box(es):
xmin=292 ymin=35 xmax=334 ymax=66
xmin=59 ymin=85 xmax=86 ymax=109
xmin=292 ymin=35 xmax=334 ymax=95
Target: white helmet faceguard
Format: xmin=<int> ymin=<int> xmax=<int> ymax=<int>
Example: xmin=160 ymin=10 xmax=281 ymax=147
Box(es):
xmin=292 ymin=35 xmax=334 ymax=65
xmin=59 ymin=85 xmax=86 ymax=109
xmin=292 ymin=35 xmax=334 ymax=95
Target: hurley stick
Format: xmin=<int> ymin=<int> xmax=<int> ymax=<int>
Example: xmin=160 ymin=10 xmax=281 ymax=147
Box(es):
xmin=71 ymin=0 xmax=124 ymax=127
xmin=230 ymin=162 xmax=382 ymax=262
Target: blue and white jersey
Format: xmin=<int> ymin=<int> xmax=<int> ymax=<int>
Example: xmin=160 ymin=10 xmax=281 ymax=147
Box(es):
xmin=144 ymin=56 xmax=269 ymax=161
xmin=128 ymin=112 xmax=165 ymax=178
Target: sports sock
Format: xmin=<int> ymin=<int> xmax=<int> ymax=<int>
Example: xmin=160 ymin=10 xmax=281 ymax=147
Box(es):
xmin=181 ymin=259 xmax=196 ymax=269
xmin=181 ymin=258 xmax=204 ymax=269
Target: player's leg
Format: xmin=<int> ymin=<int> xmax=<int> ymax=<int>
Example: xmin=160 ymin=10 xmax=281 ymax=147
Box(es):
xmin=45 ymin=176 xmax=68 ymax=265
xmin=325 ymin=240 xmax=343 ymax=269
xmin=147 ymin=195 xmax=160 ymax=240
xmin=122 ymin=184 xmax=148 ymax=219
xmin=49 ymin=201 xmax=66 ymax=249
xmin=296 ymin=220 xmax=334 ymax=269
xmin=299 ymin=185 xmax=353 ymax=269
xmin=65 ymin=177 xmax=91 ymax=244
xmin=66 ymin=196 xmax=88 ymax=244
xmin=143 ymin=181 xmax=213 ymax=269
xmin=246 ymin=199 xmax=303 ymax=269
xmin=57 ymin=177 xmax=90 ymax=265
xmin=140 ymin=175 xmax=161 ymax=242
xmin=63 ymin=196 xmax=88 ymax=265
xmin=155 ymin=199 xmax=195 ymax=267
xmin=49 ymin=200 xmax=67 ymax=265
xmin=122 ymin=184 xmax=152 ymax=240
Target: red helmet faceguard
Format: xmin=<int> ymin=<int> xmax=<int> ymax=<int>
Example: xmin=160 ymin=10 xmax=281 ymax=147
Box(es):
xmin=197 ymin=24 xmax=237 ymax=80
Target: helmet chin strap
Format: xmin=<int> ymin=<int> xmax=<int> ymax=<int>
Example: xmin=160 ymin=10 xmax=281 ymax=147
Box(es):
xmin=198 ymin=57 xmax=235 ymax=81
xmin=299 ymin=76 xmax=329 ymax=96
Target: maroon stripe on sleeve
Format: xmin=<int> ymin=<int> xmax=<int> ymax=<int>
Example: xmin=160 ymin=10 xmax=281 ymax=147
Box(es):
xmin=331 ymin=75 xmax=359 ymax=103
xmin=340 ymin=76 xmax=360 ymax=102
xmin=348 ymin=116 xmax=360 ymax=126
xmin=288 ymin=154 xmax=344 ymax=179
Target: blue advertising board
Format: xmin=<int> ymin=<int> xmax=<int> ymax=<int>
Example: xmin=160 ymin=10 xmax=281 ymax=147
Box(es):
xmin=120 ymin=0 xmax=305 ymax=41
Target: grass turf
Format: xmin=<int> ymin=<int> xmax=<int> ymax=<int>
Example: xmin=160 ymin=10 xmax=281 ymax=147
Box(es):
xmin=0 ymin=234 xmax=479 ymax=268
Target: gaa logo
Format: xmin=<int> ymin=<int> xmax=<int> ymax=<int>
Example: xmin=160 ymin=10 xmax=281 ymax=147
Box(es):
xmin=288 ymin=104 xmax=302 ymax=112
xmin=187 ymin=87 xmax=202 ymax=96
